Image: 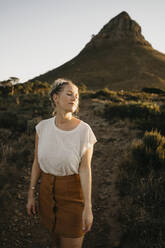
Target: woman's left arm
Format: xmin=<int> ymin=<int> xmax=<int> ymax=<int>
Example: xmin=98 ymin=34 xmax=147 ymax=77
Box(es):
xmin=79 ymin=145 xmax=94 ymax=233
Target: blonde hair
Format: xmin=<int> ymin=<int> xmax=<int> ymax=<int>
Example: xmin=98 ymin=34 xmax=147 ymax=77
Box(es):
xmin=49 ymin=78 xmax=79 ymax=116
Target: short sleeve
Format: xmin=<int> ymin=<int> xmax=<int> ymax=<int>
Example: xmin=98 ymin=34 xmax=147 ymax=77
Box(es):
xmin=81 ymin=125 xmax=97 ymax=157
xmin=35 ymin=121 xmax=43 ymax=137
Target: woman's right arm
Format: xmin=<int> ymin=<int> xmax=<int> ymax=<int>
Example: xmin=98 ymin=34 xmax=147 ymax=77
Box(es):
xmin=26 ymin=132 xmax=41 ymax=216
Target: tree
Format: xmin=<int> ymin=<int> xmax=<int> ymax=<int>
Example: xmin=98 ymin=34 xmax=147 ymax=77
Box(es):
xmin=9 ymin=77 xmax=20 ymax=95
xmin=9 ymin=77 xmax=20 ymax=85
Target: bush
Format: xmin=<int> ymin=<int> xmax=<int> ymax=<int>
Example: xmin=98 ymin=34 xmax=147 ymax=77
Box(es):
xmin=92 ymin=88 xmax=123 ymax=102
xmin=142 ymin=87 xmax=165 ymax=94
xmin=104 ymin=101 xmax=160 ymax=120
xmin=117 ymin=130 xmax=165 ymax=247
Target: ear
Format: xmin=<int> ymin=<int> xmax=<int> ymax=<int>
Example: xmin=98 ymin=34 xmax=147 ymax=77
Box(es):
xmin=53 ymin=93 xmax=58 ymax=104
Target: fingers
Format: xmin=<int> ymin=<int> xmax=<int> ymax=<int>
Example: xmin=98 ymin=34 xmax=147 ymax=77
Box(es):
xmin=82 ymin=218 xmax=93 ymax=233
xmin=26 ymin=205 xmax=32 ymax=216
xmin=32 ymin=204 xmax=36 ymax=215
xmin=26 ymin=203 xmax=36 ymax=216
xmin=27 ymin=205 xmax=32 ymax=216
xmin=85 ymin=221 xmax=92 ymax=232
xmin=82 ymin=216 xmax=85 ymax=231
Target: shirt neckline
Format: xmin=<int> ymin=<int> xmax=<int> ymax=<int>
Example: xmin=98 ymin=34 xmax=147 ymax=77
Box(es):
xmin=52 ymin=116 xmax=82 ymax=133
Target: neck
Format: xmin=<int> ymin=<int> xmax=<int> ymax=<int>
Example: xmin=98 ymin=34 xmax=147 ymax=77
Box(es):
xmin=55 ymin=112 xmax=73 ymax=124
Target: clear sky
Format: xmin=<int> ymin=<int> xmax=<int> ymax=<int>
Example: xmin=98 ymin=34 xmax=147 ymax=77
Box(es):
xmin=1 ymin=0 xmax=165 ymax=83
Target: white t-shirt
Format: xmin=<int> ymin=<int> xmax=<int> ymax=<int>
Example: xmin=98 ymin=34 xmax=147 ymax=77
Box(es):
xmin=35 ymin=116 xmax=97 ymax=176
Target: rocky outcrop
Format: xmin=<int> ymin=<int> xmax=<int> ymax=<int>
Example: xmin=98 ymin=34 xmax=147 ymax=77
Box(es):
xmin=84 ymin=11 xmax=151 ymax=50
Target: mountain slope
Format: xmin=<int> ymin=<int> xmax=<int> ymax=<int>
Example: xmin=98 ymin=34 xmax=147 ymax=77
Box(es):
xmin=29 ymin=11 xmax=165 ymax=90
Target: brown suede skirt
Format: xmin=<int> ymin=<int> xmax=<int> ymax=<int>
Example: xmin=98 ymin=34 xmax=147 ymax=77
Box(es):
xmin=38 ymin=170 xmax=85 ymax=239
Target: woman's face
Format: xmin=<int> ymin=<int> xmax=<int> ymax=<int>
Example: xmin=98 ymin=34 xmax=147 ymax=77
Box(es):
xmin=53 ymin=84 xmax=79 ymax=113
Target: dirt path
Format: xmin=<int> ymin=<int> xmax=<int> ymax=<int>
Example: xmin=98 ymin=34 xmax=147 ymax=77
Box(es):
xmin=0 ymin=97 xmax=140 ymax=248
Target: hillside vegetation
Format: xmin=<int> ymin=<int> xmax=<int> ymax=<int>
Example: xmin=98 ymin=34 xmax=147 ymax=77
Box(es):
xmin=1 ymin=81 xmax=165 ymax=247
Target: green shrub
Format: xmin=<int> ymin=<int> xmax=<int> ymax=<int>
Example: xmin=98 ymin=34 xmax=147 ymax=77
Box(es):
xmin=104 ymin=101 xmax=160 ymax=120
xmin=91 ymin=88 xmax=123 ymax=102
xmin=103 ymin=100 xmax=165 ymax=136
xmin=142 ymin=87 xmax=165 ymax=94
xmin=117 ymin=130 xmax=165 ymax=248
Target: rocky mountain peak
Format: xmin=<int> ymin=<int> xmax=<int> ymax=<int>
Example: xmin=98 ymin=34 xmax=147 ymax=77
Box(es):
xmin=84 ymin=11 xmax=151 ymax=50
xmin=105 ymin=11 xmax=141 ymax=34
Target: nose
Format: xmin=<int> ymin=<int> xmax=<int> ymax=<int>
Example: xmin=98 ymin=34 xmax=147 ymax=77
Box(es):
xmin=72 ymin=95 xmax=78 ymax=101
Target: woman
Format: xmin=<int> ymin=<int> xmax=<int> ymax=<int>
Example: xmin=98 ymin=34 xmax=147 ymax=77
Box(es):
xmin=26 ymin=78 xmax=97 ymax=248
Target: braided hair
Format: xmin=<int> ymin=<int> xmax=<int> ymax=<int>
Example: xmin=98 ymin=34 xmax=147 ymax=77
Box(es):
xmin=49 ymin=78 xmax=79 ymax=116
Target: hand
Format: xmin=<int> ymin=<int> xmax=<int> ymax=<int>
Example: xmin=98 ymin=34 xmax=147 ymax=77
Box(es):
xmin=82 ymin=206 xmax=93 ymax=233
xmin=26 ymin=192 xmax=36 ymax=216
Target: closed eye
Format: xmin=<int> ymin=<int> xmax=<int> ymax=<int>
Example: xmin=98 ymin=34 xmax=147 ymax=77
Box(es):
xmin=67 ymin=93 xmax=79 ymax=99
